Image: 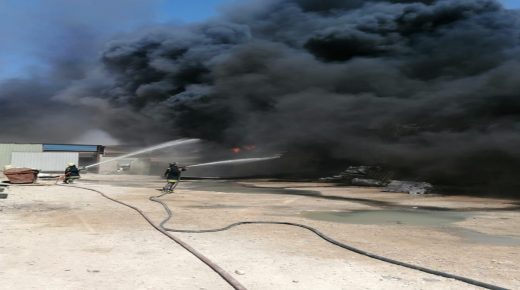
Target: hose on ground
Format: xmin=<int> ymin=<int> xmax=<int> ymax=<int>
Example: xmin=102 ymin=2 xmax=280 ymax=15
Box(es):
xmin=58 ymin=184 xmax=247 ymax=290
xmin=150 ymin=191 xmax=509 ymax=290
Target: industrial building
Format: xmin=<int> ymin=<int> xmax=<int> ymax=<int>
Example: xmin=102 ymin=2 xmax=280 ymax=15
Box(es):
xmin=0 ymin=143 xmax=104 ymax=173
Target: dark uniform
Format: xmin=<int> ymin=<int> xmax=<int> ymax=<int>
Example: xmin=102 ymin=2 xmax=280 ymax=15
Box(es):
xmin=163 ymin=163 xmax=186 ymax=192
xmin=64 ymin=164 xmax=80 ymax=184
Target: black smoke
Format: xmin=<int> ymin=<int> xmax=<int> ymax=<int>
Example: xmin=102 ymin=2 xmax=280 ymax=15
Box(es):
xmin=8 ymin=0 xmax=520 ymax=193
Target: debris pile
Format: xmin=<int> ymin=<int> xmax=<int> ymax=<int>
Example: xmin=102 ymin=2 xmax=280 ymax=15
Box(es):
xmin=351 ymin=178 xmax=386 ymax=187
xmin=383 ymin=181 xmax=433 ymax=195
xmin=321 ymin=166 xmax=434 ymax=194
xmin=319 ymin=166 xmax=392 ymax=184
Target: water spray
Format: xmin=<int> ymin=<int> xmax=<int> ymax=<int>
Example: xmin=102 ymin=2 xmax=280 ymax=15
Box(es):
xmin=186 ymin=155 xmax=282 ymax=168
xmin=84 ymin=138 xmax=200 ymax=169
xmin=83 ymin=137 xmax=280 ymax=172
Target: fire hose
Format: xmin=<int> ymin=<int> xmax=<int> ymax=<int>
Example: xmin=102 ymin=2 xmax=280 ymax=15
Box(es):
xmin=151 ymin=191 xmax=508 ymax=290
xmin=60 ymin=184 xmax=508 ymax=290
xmin=58 ymin=184 xmax=247 ymax=290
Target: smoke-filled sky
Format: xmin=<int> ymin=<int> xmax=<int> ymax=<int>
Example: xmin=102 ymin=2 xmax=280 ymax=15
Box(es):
xmin=1 ymin=0 xmax=520 ymax=191
xmin=0 ymin=0 xmax=517 ymax=80
xmin=0 ymin=0 xmax=240 ymax=80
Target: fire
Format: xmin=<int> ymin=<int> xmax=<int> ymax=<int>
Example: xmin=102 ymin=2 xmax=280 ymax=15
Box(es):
xmin=231 ymin=145 xmax=256 ymax=153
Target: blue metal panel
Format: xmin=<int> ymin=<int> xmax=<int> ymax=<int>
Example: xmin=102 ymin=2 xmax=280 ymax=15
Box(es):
xmin=43 ymin=144 xmax=98 ymax=152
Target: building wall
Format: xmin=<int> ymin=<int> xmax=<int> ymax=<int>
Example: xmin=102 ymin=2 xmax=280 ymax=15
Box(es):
xmin=11 ymin=152 xmax=79 ymax=172
xmin=0 ymin=144 xmax=42 ymax=171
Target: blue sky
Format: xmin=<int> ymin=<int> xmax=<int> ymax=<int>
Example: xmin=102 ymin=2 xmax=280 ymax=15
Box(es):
xmin=501 ymin=0 xmax=520 ymax=8
xmin=0 ymin=0 xmax=517 ymax=80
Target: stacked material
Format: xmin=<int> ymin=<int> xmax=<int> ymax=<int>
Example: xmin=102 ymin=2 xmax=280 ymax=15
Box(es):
xmin=4 ymin=168 xmax=39 ymax=184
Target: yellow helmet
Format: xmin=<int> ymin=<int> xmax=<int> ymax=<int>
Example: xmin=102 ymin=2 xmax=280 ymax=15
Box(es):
xmin=68 ymin=163 xmax=75 ymax=166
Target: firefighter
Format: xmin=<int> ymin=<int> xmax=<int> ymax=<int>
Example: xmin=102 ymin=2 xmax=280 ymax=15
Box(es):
xmin=163 ymin=162 xmax=186 ymax=193
xmin=64 ymin=163 xmax=80 ymax=184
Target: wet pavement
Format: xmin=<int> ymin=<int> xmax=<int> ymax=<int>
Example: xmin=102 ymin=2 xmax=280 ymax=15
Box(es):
xmin=302 ymin=209 xmax=520 ymax=246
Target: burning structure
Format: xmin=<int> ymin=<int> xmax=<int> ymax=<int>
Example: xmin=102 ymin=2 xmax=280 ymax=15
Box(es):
xmin=0 ymin=0 xmax=519 ymax=194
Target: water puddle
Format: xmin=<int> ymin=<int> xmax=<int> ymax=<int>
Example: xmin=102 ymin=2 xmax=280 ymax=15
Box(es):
xmin=302 ymin=209 xmax=520 ymax=246
xmin=183 ymin=180 xmax=320 ymax=196
xmin=452 ymin=228 xmax=520 ymax=246
xmin=186 ymin=204 xmax=247 ymax=209
xmin=303 ymin=209 xmax=469 ymax=226
xmin=82 ymin=179 xmax=163 ymax=188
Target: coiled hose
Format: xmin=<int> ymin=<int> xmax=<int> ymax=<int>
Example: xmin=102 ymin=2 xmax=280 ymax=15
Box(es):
xmin=150 ymin=191 xmax=509 ymax=290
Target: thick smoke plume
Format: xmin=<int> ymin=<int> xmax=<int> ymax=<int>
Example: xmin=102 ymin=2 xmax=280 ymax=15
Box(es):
xmin=5 ymin=0 xmax=520 ymax=193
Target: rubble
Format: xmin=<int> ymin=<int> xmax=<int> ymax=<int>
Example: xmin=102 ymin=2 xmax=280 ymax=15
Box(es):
xmin=319 ymin=166 xmax=392 ymax=184
xmin=351 ymin=178 xmax=386 ymax=187
xmin=320 ymin=166 xmax=434 ymax=194
xmin=383 ymin=180 xmax=433 ymax=195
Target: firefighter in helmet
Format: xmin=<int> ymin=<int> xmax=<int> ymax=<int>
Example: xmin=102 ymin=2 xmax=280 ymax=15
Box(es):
xmin=163 ymin=162 xmax=186 ymax=193
xmin=64 ymin=163 xmax=80 ymax=184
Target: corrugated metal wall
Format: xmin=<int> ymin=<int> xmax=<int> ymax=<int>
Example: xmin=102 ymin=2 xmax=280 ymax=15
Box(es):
xmin=0 ymin=144 xmax=42 ymax=170
xmin=11 ymin=152 xmax=78 ymax=172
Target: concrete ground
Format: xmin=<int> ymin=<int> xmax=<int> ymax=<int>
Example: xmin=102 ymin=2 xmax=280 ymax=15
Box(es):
xmin=1 ymin=174 xmax=519 ymax=289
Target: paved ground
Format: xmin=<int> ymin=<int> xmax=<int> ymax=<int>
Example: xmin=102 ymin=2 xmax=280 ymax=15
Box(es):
xmin=1 ymin=174 xmax=519 ymax=289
